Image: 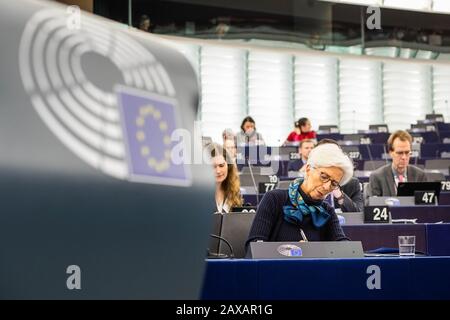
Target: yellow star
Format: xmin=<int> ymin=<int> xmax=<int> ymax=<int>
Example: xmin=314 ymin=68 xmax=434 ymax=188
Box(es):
xmin=136 ymin=117 xmax=145 ymax=127
xmin=161 ymin=161 xmax=170 ymax=171
xmin=163 ymin=135 xmax=171 ymax=145
xmin=147 ymin=157 xmax=156 ymax=168
xmin=159 ymin=121 xmax=168 ymax=131
xmin=141 ymin=146 xmax=150 ymax=156
xmin=155 ymin=160 xmax=169 ymax=173
xmin=153 ymin=110 xmax=161 ymax=120
xmin=139 ymin=105 xmax=154 ymax=116
xmin=136 ymin=131 xmax=145 ymax=141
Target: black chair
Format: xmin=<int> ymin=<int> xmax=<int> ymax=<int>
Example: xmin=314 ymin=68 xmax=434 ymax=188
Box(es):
xmin=318 ymin=125 xmax=339 ymax=133
xmin=209 ymin=213 xmax=256 ymax=258
xmin=369 ymin=124 xmax=389 ymax=133
xmin=425 ymin=159 xmax=450 ymax=175
xmin=426 ymin=114 xmax=445 ymax=122
xmin=425 ymin=172 xmax=446 ymax=182
xmin=277 ymin=180 xmax=293 ymax=190
xmin=363 ymin=160 xmax=387 ymax=171
xmin=411 ymin=123 xmax=437 ymax=132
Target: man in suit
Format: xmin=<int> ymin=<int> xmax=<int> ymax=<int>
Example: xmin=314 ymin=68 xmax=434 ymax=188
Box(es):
xmin=287 ymin=139 xmax=315 ymax=173
xmin=332 ymin=177 xmax=364 ymax=212
xmin=367 ymin=130 xmax=427 ymax=198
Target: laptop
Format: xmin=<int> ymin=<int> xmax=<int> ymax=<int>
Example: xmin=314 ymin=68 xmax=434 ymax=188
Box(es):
xmin=397 ymin=182 xmax=441 ymax=198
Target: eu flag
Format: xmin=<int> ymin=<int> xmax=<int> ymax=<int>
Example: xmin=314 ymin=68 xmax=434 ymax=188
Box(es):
xmin=117 ymin=86 xmax=191 ymax=186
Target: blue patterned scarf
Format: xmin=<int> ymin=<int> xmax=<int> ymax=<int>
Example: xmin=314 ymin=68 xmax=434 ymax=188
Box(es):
xmin=283 ymin=178 xmax=330 ymax=228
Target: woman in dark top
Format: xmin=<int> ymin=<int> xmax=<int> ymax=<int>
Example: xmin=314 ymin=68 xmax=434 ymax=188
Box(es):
xmin=246 ymin=143 xmax=354 ymax=245
xmin=236 ymin=116 xmax=265 ymax=146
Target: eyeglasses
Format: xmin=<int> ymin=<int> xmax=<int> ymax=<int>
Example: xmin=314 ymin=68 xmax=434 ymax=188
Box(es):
xmin=312 ymin=167 xmax=341 ymax=190
xmin=394 ymin=151 xmax=412 ymax=156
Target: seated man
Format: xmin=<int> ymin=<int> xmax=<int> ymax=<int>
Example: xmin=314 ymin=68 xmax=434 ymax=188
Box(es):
xmin=287 ymin=139 xmax=315 ymax=173
xmin=368 ymin=130 xmax=427 ymax=198
xmin=329 ymin=177 xmax=364 ymax=212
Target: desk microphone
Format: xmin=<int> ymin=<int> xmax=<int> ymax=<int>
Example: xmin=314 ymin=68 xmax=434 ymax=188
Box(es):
xmin=208 ymin=234 xmax=234 ymax=259
xmin=247 ymin=158 xmax=260 ymax=206
xmin=414 ymin=147 xmax=420 ymax=166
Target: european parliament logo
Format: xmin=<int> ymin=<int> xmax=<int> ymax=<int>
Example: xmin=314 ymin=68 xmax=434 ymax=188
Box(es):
xmin=117 ymin=86 xmax=192 ymax=187
xmin=19 ymin=8 xmax=193 ymax=187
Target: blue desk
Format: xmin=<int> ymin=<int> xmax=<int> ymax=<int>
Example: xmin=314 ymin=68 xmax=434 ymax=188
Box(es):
xmin=440 ymin=131 xmax=450 ymax=143
xmin=439 ymin=192 xmax=450 ymax=205
xmin=410 ymin=131 xmax=439 ymax=143
xmin=437 ymin=123 xmax=450 ymax=132
xmin=343 ymin=224 xmax=427 ymax=252
xmin=426 ymin=224 xmax=450 ymax=256
xmin=421 ymin=143 xmax=450 ymax=158
xmin=390 ymin=205 xmax=450 ymax=222
xmin=202 ymin=257 xmax=450 ymax=300
xmin=343 ymin=223 xmax=450 ymax=256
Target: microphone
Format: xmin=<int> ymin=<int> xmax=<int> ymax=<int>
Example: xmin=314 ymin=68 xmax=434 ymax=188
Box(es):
xmin=383 ymin=144 xmax=389 ymax=165
xmin=365 ymin=142 xmax=375 ymax=170
xmin=445 ymin=100 xmax=449 ymax=120
xmin=247 ymin=158 xmax=260 ymax=207
xmin=207 ymin=234 xmax=234 ymax=259
xmin=352 ymin=110 xmax=356 ymax=134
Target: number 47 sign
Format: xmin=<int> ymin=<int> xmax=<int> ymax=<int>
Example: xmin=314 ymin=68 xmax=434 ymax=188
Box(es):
xmin=414 ymin=191 xmax=437 ymax=205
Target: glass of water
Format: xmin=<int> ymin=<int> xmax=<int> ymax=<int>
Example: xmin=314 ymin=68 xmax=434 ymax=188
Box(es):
xmin=398 ymin=235 xmax=416 ymax=257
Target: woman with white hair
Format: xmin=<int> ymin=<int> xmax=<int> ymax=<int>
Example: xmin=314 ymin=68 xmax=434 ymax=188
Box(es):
xmin=246 ymin=143 xmax=353 ymax=245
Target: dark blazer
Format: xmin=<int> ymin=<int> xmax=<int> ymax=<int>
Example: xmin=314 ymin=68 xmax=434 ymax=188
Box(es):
xmin=336 ymin=177 xmax=364 ymax=212
xmin=367 ymin=164 xmax=427 ymax=198
xmin=287 ymin=159 xmax=305 ymax=172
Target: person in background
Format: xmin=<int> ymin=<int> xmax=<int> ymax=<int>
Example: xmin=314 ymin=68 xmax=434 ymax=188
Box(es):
xmin=246 ymin=143 xmax=353 ymax=246
xmin=287 ymin=139 xmax=315 ymax=174
xmin=223 ymin=138 xmax=237 ymax=162
xmin=316 ymin=139 xmax=364 ymax=213
xmin=222 ymin=128 xmax=237 ymax=162
xmin=216 ymin=22 xmax=230 ymax=39
xmin=209 ymin=143 xmax=242 ymax=213
xmin=284 ymin=117 xmax=317 ymax=145
xmin=139 ymin=15 xmax=152 ymax=32
xmin=222 ymin=128 xmax=235 ymax=142
xmin=367 ymin=130 xmax=427 ymax=198
xmin=236 ymin=116 xmax=265 ymax=146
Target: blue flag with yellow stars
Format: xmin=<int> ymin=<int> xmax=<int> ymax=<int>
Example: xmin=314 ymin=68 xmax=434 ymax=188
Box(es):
xmin=117 ymin=86 xmax=191 ymax=186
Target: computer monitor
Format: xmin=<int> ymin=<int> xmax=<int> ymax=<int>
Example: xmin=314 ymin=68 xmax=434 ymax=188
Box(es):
xmin=397 ymin=182 xmax=441 ymax=198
